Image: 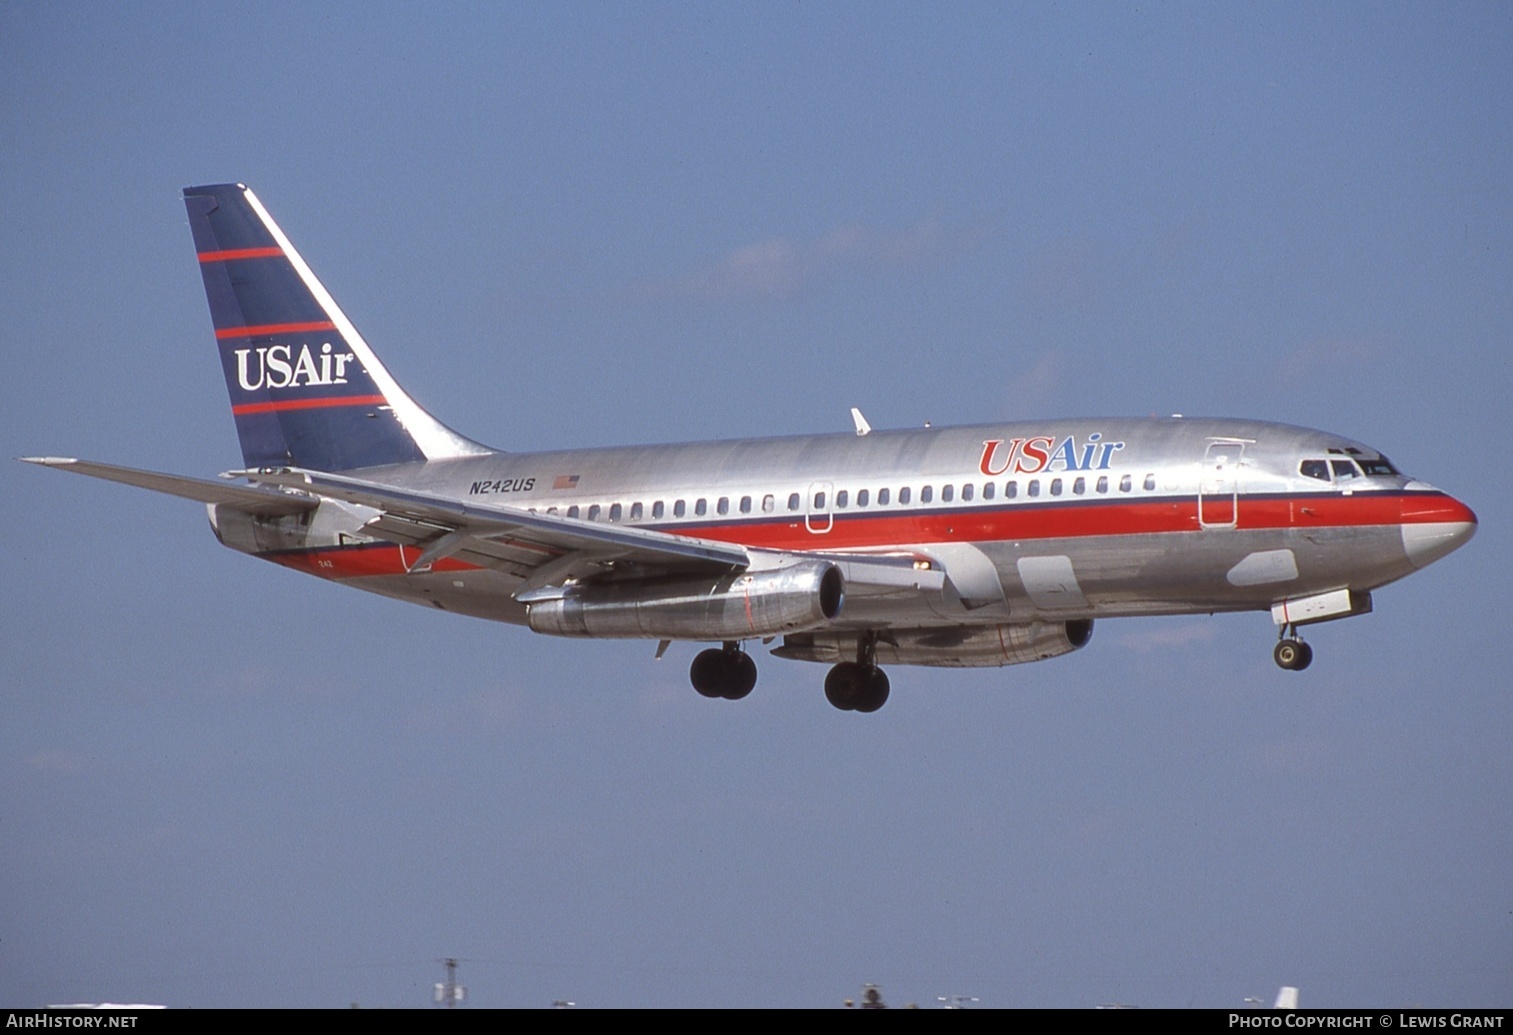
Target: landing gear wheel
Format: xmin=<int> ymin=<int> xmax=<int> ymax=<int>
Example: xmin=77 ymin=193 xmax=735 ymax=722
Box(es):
xmin=1293 ymin=641 xmax=1313 ymax=670
xmin=725 ymin=652 xmax=758 ymax=700
xmin=853 ymin=667 xmax=891 ymax=713
xmin=824 ymin=662 xmax=864 ymax=711
xmin=690 ymin=648 xmax=729 ymax=697
xmin=1273 ymin=638 xmax=1313 ymax=671
xmin=690 ymin=646 xmax=759 ymax=700
xmin=824 ymin=662 xmax=891 ymax=712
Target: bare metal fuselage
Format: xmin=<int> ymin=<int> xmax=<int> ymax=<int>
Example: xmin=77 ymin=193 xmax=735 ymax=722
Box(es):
xmin=212 ymin=414 xmax=1470 ymax=664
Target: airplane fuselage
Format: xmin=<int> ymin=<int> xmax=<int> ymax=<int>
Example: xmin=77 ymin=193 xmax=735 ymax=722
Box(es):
xmin=221 ymin=415 xmax=1471 ymax=648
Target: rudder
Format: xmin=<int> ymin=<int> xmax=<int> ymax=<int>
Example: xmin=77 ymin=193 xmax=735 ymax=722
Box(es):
xmin=184 ymin=183 xmax=488 ymax=471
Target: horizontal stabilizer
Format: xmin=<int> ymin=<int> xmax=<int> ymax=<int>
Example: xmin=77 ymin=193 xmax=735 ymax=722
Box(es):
xmin=19 ymin=457 xmax=317 ymax=516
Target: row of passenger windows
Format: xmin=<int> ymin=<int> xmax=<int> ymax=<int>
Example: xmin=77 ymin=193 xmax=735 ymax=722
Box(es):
xmin=532 ymin=473 xmax=1162 ymax=524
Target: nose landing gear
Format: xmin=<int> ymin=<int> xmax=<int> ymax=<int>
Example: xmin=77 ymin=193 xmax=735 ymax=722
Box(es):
xmin=1273 ymin=626 xmax=1313 ymax=671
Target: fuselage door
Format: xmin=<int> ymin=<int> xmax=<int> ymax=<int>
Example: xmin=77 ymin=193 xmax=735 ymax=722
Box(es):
xmin=805 ymin=480 xmax=834 ymax=534
xmin=1199 ymin=439 xmax=1244 ymax=528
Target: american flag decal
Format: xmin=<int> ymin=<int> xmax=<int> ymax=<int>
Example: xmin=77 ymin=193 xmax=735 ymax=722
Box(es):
xmin=553 ymin=474 xmax=580 ymax=490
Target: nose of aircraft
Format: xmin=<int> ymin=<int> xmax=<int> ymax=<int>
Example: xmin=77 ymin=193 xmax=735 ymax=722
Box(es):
xmin=1400 ymin=490 xmax=1478 ymax=569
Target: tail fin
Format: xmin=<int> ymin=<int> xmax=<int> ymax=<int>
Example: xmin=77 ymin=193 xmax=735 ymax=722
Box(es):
xmin=183 ymin=183 xmax=490 ymax=471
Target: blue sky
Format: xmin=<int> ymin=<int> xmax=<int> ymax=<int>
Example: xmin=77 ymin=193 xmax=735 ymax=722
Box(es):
xmin=3 ymin=2 xmax=1509 ymax=1008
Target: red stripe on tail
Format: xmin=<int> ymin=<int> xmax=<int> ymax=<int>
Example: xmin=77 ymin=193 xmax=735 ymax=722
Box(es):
xmin=215 ymin=320 xmax=336 ymax=339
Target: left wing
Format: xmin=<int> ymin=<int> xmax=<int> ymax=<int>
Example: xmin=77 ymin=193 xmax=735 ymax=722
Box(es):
xmin=256 ymin=468 xmax=948 ymax=603
xmin=251 ymin=467 xmax=752 ymax=592
xmin=24 ymin=457 xmax=946 ymax=609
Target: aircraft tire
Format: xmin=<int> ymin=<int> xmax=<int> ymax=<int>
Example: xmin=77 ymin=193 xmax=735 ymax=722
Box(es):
xmin=824 ymin=662 xmax=864 ymax=711
xmin=1273 ymin=639 xmax=1311 ymax=671
xmin=724 ymin=652 xmax=758 ymax=700
xmin=852 ymin=667 xmax=891 ymax=713
xmin=690 ymin=648 xmax=730 ymax=697
xmin=1292 ymin=641 xmax=1313 ymax=670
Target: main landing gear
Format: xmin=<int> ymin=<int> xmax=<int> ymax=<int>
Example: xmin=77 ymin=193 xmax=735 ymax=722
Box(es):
xmin=689 ymin=642 xmax=757 ymax=700
xmin=686 ymin=634 xmax=895 ymax=712
xmin=1273 ymin=625 xmax=1313 ymax=671
xmin=823 ymin=632 xmax=891 ymax=713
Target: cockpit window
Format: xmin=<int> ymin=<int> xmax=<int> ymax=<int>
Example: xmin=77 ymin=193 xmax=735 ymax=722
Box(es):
xmin=1358 ymin=457 xmax=1399 ymax=476
xmin=1300 ymin=460 xmax=1330 ymax=482
xmin=1331 ymin=459 xmax=1360 ymax=480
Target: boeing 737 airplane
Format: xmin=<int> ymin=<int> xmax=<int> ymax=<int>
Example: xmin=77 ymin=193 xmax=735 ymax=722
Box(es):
xmin=23 ymin=184 xmax=1478 ymax=712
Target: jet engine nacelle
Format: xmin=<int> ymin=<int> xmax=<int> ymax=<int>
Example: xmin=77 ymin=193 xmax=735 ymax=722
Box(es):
xmin=525 ymin=561 xmax=844 ymax=640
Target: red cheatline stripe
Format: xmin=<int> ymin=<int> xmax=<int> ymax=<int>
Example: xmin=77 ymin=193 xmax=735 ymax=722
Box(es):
xmin=214 ymin=321 xmax=336 ymax=339
xmin=232 ymin=395 xmax=386 ymax=415
xmin=198 ymin=247 xmax=283 ymax=262
xmin=261 ymin=490 xmax=1470 ymax=580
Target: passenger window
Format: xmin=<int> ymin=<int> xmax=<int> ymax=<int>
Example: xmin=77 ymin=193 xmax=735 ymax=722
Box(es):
xmin=717 ymin=497 xmax=729 ymax=516
xmin=1006 ymin=481 xmax=1017 ymax=499
xmin=695 ymin=498 xmax=708 ymax=516
xmin=630 ymin=502 xmax=643 ymax=520
xmin=1050 ymin=478 xmax=1062 ymax=496
xmin=1119 ymin=475 xmax=1132 ymax=493
xmin=608 ymin=503 xmax=622 ymax=522
xmin=1073 ymin=477 xmax=1085 ymax=495
xmin=1028 ymin=479 xmax=1040 ymax=497
xmin=899 ymin=487 xmax=911 ymax=505
xmin=788 ymin=493 xmax=800 ymax=511
xmin=547 ymin=506 xmax=559 ymax=515
xmin=1096 ymin=476 xmax=1107 ymax=493
xmin=921 ymin=485 xmax=934 ymax=503
xmin=587 ymin=504 xmax=601 ymax=521
xmin=762 ymin=494 xmax=775 ymax=513
xmin=983 ymin=482 xmax=995 ymax=500
xmin=1143 ymin=474 xmax=1156 ymax=491
xmin=740 ymin=496 xmax=752 ymax=514
xmin=836 ymin=490 xmax=849 ymax=508
xmin=941 ymin=484 xmax=953 ymax=503
xmin=652 ymin=501 xmax=664 ymax=519
xmin=674 ymin=500 xmax=686 ymax=518
xmin=567 ymin=505 xmax=580 ymax=519
xmin=878 ymin=488 xmax=890 ymax=505
xmin=857 ymin=489 xmax=869 ymax=507
xmin=813 ymin=490 xmax=826 ymax=509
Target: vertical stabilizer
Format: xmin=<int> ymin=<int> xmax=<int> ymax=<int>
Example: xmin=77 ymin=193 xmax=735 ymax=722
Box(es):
xmin=183 ymin=183 xmax=490 ymax=471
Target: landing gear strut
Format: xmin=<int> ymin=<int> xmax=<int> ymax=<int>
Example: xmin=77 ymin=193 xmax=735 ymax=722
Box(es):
xmin=824 ymin=632 xmax=891 ymax=712
xmin=690 ymin=642 xmax=758 ymax=700
xmin=1273 ymin=625 xmax=1313 ymax=671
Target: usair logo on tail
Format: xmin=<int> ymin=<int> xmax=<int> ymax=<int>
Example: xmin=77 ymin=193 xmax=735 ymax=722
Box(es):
xmin=234 ymin=343 xmax=356 ymax=391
